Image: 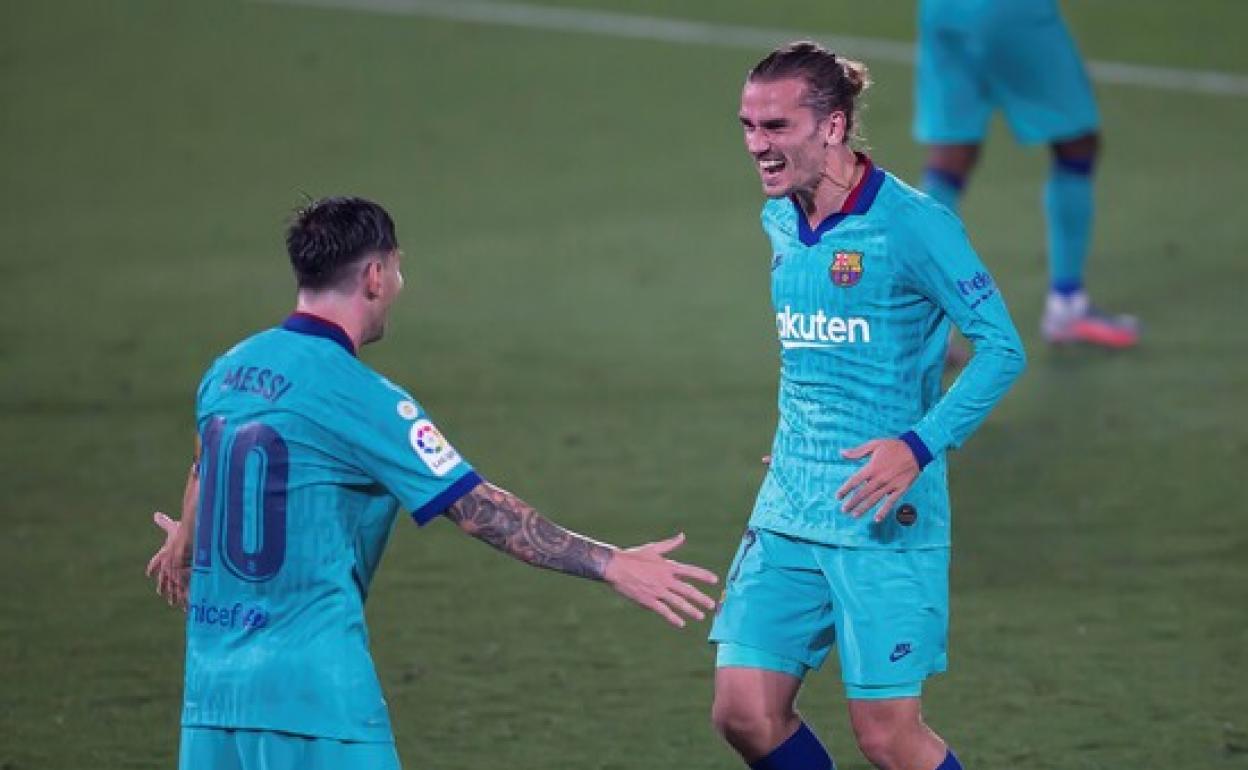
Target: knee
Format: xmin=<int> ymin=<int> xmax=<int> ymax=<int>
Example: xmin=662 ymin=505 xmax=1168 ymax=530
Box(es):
xmin=851 ymin=715 xmax=915 ymax=769
xmin=711 ymin=698 xmax=793 ymax=756
xmin=1053 ymin=131 xmax=1100 ymax=162
xmin=852 ymin=723 xmax=896 ymax=767
xmin=926 ymin=143 xmax=980 ymax=177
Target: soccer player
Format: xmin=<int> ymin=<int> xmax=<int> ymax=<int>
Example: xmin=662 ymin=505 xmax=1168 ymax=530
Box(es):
xmin=916 ymin=0 xmax=1139 ymax=349
xmin=708 ymin=43 xmax=1026 ymax=770
xmin=145 ymin=196 xmax=719 ymax=770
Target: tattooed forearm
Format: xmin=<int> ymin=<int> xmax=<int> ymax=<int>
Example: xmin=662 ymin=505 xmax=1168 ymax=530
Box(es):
xmin=445 ymin=482 xmax=615 ymax=580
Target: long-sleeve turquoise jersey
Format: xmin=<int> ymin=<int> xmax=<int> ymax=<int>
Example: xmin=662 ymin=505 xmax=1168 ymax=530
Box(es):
xmin=749 ymin=156 xmax=1026 ymax=548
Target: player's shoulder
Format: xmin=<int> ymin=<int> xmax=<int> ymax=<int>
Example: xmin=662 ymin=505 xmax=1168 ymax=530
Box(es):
xmin=875 ymin=171 xmax=964 ymax=240
xmin=760 ymin=196 xmax=797 ymax=237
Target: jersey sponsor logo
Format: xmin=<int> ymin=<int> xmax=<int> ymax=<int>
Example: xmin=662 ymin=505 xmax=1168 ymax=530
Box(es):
xmin=889 ymin=642 xmax=913 ymax=662
xmin=776 ymin=305 xmax=871 ymax=348
xmin=396 ymin=400 xmax=419 ymax=420
xmin=187 ymin=600 xmax=270 ymax=632
xmin=410 ymin=419 xmax=462 ymax=476
xmin=957 ymin=271 xmax=997 ymax=309
xmin=830 ymin=251 xmax=864 ymax=287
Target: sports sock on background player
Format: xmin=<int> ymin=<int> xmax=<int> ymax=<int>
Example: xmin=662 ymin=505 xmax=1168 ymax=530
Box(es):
xmin=1044 ymin=156 xmax=1094 ymax=295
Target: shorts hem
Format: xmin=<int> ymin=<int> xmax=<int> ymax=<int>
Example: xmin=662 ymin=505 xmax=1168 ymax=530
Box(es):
xmin=845 ymin=681 xmax=924 ymax=699
xmin=714 ymin=642 xmax=810 ymax=679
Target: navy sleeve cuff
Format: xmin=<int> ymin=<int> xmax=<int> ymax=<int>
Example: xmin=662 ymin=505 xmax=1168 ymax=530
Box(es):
xmin=410 ymin=470 xmax=483 ymax=526
xmin=898 ymin=431 xmax=934 ymax=470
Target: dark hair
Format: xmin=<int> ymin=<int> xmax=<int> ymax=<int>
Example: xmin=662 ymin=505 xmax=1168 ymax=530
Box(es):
xmin=285 ymin=196 xmax=398 ymax=290
xmin=749 ymin=41 xmax=872 ymax=140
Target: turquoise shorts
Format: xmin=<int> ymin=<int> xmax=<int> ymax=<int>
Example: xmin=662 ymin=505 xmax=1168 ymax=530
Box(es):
xmin=179 ymin=727 xmax=401 ymax=770
xmin=709 ymin=528 xmax=949 ymax=699
xmin=913 ymin=2 xmax=1099 ymax=145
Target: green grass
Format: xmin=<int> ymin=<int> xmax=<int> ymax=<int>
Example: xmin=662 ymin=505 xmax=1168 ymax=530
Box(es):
xmin=2 ymin=1 xmax=1247 ymax=768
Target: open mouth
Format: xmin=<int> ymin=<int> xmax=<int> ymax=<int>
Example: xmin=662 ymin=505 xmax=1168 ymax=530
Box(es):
xmin=758 ymin=157 xmax=786 ymax=181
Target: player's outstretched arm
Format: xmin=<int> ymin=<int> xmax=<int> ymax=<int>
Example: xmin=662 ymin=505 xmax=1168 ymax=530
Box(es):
xmin=444 ymin=482 xmax=719 ymax=627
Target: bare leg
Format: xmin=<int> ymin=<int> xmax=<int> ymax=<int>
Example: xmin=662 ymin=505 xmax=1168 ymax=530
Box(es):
xmin=848 ymin=697 xmax=948 ymax=770
xmin=711 ymin=666 xmax=806 ymax=762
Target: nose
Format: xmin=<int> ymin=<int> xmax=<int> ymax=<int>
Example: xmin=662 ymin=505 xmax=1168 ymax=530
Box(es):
xmin=745 ymin=129 xmax=770 ymax=156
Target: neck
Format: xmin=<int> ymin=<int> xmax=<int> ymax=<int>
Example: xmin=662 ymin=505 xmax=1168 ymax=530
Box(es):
xmin=293 ymin=292 xmax=366 ymax=352
xmin=795 ymin=145 xmax=862 ymax=227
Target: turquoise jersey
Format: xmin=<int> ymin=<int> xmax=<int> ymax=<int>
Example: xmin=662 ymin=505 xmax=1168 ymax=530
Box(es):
xmin=750 ymin=156 xmax=1025 ymax=548
xmin=181 ymin=313 xmax=481 ymax=742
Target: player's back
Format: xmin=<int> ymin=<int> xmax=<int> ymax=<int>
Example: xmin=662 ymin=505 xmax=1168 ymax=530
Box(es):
xmin=183 ymin=316 xmax=472 ymax=742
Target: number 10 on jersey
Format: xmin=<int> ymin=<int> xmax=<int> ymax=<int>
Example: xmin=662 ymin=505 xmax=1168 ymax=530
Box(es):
xmin=194 ymin=417 xmax=290 ymax=582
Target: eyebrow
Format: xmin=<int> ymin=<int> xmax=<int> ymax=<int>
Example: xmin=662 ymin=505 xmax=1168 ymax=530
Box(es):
xmin=740 ymin=115 xmax=790 ymax=126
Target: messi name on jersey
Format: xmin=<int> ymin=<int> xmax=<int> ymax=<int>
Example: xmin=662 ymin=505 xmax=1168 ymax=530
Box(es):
xmin=775 ymin=306 xmax=871 ymax=349
xmin=220 ymin=365 xmax=295 ymax=403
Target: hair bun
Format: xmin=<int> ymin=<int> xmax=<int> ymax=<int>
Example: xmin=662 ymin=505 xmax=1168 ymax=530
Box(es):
xmin=840 ymin=57 xmax=871 ymax=97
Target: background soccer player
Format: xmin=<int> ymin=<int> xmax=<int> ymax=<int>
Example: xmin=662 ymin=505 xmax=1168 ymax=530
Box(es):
xmin=145 ymin=196 xmax=719 ymax=770
xmin=708 ymin=43 xmax=1025 ymax=770
xmin=916 ymin=0 xmax=1138 ymax=350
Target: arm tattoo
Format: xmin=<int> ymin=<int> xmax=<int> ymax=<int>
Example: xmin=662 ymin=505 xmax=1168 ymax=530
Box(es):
xmin=445 ymin=482 xmax=614 ymax=580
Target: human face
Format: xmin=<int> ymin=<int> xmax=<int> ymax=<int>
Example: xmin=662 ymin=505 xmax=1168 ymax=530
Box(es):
xmin=362 ymin=248 xmax=405 ymax=344
xmin=739 ymin=77 xmax=835 ymax=198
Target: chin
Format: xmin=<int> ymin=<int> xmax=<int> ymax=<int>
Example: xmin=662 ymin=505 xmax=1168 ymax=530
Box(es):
xmin=363 ymin=325 xmax=385 ymax=345
xmin=761 ymin=181 xmax=793 ymax=199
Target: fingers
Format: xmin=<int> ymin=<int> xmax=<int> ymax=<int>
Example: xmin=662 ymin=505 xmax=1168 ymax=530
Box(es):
xmin=843 ymin=480 xmax=889 ymax=516
xmin=649 ymin=532 xmax=686 ymax=556
xmin=840 ymin=440 xmax=878 ymax=460
xmin=874 ymin=493 xmax=899 ymax=523
xmin=836 ymin=467 xmax=870 ymax=500
xmin=761 ymin=454 xmax=772 ymax=466
xmin=153 ymin=512 xmax=178 ymax=535
xmin=146 ymin=549 xmax=164 ymax=578
xmin=660 ymin=590 xmax=705 ymax=622
xmin=648 ymin=599 xmax=685 ymax=628
xmin=669 ymin=561 xmax=719 ymax=585
xmin=670 ymin=579 xmax=718 ymax=612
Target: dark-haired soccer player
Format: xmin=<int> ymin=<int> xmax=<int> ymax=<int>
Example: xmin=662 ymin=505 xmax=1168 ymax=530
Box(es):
xmin=708 ymin=43 xmax=1025 ymax=770
xmin=916 ymin=0 xmax=1138 ymax=349
xmin=145 ymin=197 xmax=718 ymax=770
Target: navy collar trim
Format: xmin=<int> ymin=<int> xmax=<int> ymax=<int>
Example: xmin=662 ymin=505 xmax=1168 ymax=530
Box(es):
xmin=281 ymin=312 xmax=357 ymax=357
xmin=792 ymin=154 xmax=886 ymax=247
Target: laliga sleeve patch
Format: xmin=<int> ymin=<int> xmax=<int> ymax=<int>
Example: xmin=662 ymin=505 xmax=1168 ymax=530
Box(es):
xmin=409 ymin=419 xmax=462 ymax=476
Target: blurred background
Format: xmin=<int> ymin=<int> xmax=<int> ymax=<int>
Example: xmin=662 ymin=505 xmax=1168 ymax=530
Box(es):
xmin=2 ymin=1 xmax=1246 ymax=768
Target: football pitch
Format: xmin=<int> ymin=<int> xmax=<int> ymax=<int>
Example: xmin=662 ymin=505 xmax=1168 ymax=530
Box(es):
xmin=2 ymin=1 xmax=1246 ymax=768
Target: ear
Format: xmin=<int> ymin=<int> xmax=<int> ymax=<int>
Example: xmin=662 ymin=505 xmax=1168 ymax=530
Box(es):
xmin=825 ymin=111 xmax=848 ymax=146
xmin=362 ymin=258 xmax=384 ymax=300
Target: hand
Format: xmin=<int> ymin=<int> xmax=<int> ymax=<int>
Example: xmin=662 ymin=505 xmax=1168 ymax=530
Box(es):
xmin=836 ymin=439 xmax=920 ymax=523
xmin=145 ymin=512 xmax=190 ymax=609
xmin=603 ymin=533 xmax=719 ymax=628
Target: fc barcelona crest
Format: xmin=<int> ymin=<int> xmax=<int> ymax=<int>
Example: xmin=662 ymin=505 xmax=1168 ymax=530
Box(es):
xmin=830 ymin=251 xmax=864 ymax=287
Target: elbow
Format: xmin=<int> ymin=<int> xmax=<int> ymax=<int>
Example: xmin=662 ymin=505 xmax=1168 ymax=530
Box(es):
xmin=1007 ymin=340 xmax=1027 ymax=381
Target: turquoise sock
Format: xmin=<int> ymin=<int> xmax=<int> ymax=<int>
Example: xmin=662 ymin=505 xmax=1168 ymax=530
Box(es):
xmin=922 ymin=167 xmax=964 ymax=215
xmin=1044 ymin=157 xmax=1095 ymax=295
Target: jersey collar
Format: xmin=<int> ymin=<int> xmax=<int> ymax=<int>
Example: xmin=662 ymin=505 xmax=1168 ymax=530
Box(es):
xmin=281 ymin=312 xmax=357 ymax=357
xmin=792 ymin=152 xmax=885 ymax=247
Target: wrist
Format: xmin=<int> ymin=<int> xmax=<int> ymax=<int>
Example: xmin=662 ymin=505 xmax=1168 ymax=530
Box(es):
xmin=599 ymin=547 xmax=621 ymax=583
